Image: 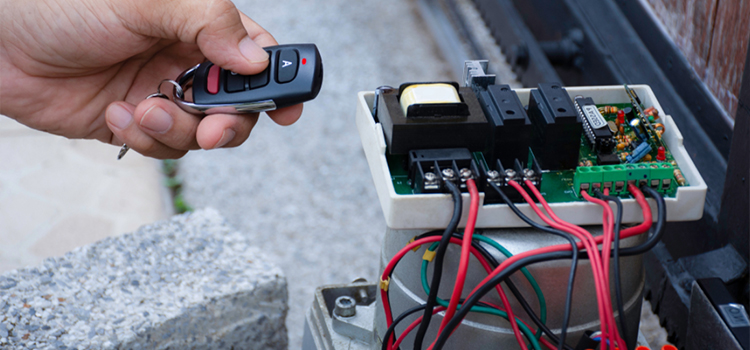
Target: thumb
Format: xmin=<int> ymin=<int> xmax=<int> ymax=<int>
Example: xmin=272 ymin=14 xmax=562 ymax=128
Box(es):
xmin=117 ymin=0 xmax=271 ymax=75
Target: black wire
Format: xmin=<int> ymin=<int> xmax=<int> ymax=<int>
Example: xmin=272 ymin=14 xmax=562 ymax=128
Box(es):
xmin=381 ymin=304 xmax=426 ymax=350
xmin=434 ymin=186 xmax=666 ymax=350
xmin=416 ymin=229 xmax=577 ymax=350
xmin=380 ymin=282 xmax=505 ymax=350
xmin=595 ymin=189 xmax=628 ymax=341
xmin=491 ymin=182 xmax=578 ymax=350
xmin=413 ymin=180 xmax=462 ymax=350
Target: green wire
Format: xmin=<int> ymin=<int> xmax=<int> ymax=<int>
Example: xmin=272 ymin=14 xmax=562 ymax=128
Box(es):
xmin=471 ymin=234 xmax=547 ymax=338
xmin=420 ymin=239 xmax=547 ymax=350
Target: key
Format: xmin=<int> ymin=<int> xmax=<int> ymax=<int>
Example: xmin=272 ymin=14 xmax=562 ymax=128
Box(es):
xmin=186 ymin=43 xmax=323 ymax=114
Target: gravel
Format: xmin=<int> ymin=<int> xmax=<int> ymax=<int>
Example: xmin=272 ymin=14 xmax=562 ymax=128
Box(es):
xmin=0 ymin=209 xmax=288 ymax=350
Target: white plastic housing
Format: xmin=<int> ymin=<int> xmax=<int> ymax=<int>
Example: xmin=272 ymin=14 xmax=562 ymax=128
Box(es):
xmin=356 ymin=85 xmax=707 ymax=229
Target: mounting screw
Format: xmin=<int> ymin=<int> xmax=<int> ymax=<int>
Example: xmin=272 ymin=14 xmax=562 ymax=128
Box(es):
xmin=334 ymin=296 xmax=357 ymax=318
xmin=459 ymin=168 xmax=473 ymax=179
xmin=441 ymin=168 xmax=456 ymax=181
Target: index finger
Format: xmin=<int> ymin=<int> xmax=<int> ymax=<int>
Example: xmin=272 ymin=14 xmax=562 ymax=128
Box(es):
xmin=239 ymin=12 xmax=304 ymax=126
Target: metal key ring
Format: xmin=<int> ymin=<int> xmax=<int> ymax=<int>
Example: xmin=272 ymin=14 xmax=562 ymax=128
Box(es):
xmin=171 ymin=64 xmax=276 ymax=115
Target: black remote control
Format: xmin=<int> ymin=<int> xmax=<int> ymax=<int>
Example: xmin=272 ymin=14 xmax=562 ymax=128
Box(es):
xmin=185 ymin=43 xmax=323 ymax=114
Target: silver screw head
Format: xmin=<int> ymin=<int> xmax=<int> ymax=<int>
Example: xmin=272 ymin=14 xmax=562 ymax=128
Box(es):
xmin=459 ymin=168 xmax=472 ymax=179
xmin=334 ymin=296 xmax=357 ymax=318
xmin=487 ymin=170 xmax=500 ymax=180
xmin=424 ymin=172 xmax=438 ymax=182
xmin=504 ymin=169 xmax=516 ymax=178
xmin=523 ymin=169 xmax=535 ymax=178
xmin=441 ymin=168 xmax=456 ymax=180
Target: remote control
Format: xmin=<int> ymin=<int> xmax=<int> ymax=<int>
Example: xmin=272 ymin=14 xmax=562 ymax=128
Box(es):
xmin=174 ymin=43 xmax=323 ymax=115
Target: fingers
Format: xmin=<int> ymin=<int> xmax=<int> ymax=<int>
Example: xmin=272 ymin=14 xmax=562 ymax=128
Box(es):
xmin=105 ymin=98 xmax=259 ymax=159
xmin=120 ymin=0 xmax=273 ymax=75
xmin=105 ymin=101 xmax=187 ymax=159
xmin=267 ymin=104 xmax=304 ymax=126
xmin=196 ymin=113 xmax=259 ymax=149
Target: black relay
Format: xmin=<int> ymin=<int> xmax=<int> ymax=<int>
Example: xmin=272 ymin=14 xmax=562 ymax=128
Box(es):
xmin=474 ymin=84 xmax=533 ymax=168
xmin=527 ymin=83 xmax=582 ymax=170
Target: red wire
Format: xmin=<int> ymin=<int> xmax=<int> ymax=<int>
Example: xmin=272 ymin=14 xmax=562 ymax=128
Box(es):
xmin=581 ymin=190 xmax=623 ymax=350
xmin=427 ymin=185 xmax=652 ymax=348
xmin=429 ymin=180 xmax=526 ymax=350
xmin=382 ymin=235 xmax=519 ymax=350
xmin=395 ymin=306 xmax=560 ymax=350
xmin=438 ymin=180 xmax=481 ymax=330
xmin=383 ymin=184 xmax=653 ymax=350
xmin=514 ymin=180 xmax=613 ymax=346
xmin=391 ymin=307 xmax=447 ymax=350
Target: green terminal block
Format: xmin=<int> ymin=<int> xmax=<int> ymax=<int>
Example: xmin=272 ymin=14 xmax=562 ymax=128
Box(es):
xmin=575 ymin=163 xmax=677 ymax=197
xmin=648 ymin=163 xmax=674 ymax=192
xmin=625 ymin=164 xmax=651 ymax=188
xmin=601 ymin=165 xmax=627 ymax=194
xmin=573 ymin=167 xmax=603 ymax=196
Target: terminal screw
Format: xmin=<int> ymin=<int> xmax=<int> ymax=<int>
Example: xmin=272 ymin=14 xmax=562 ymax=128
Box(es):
xmin=487 ymin=170 xmax=501 ymax=181
xmin=441 ymin=168 xmax=457 ymax=181
xmin=459 ymin=168 xmax=473 ymax=179
xmin=424 ymin=172 xmax=439 ymax=184
xmin=504 ymin=169 xmax=516 ymax=179
xmin=523 ymin=169 xmax=535 ymax=179
xmin=334 ymin=296 xmax=357 ymax=318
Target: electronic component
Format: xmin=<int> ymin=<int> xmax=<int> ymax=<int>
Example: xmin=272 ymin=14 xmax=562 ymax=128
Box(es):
xmin=399 ymin=83 xmax=466 ymax=117
xmin=575 ymin=97 xmax=614 ymax=153
xmin=473 ymin=84 xmax=533 ymax=167
xmin=625 ymin=85 xmax=663 ymax=146
xmin=527 ymin=83 xmax=582 ymax=170
xmin=574 ymin=162 xmax=675 ymax=196
xmin=481 ymin=153 xmax=543 ymax=204
xmin=407 ymin=148 xmax=479 ymax=193
xmin=627 ymin=142 xmax=652 ymax=163
xmin=376 ymin=83 xmax=489 ymax=154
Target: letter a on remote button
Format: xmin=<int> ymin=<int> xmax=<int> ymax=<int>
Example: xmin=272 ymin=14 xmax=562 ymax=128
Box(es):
xmin=277 ymin=49 xmax=299 ymax=83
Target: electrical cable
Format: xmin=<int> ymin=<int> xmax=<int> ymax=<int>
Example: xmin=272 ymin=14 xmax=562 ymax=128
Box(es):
xmin=380 ymin=184 xmax=655 ymax=350
xmin=413 ymin=180 xmax=462 ymax=350
xmin=490 ymin=182 xmax=578 ymax=350
xmin=522 ymin=180 xmax=620 ymax=349
xmin=596 ymin=189 xmax=628 ymax=341
xmin=415 ymin=231 xmax=550 ymax=342
xmin=381 ymin=304 xmax=427 ymax=350
xmin=420 ymin=241 xmax=542 ymax=350
xmin=580 ymin=190 xmax=621 ymax=350
xmin=439 ymin=179 xmax=481 ymax=333
xmin=432 ymin=186 xmax=665 ymax=350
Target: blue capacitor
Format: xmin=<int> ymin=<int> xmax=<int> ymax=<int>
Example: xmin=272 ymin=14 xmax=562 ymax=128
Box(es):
xmin=627 ymin=142 xmax=652 ymax=163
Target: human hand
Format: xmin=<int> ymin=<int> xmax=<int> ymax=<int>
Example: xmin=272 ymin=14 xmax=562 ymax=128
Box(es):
xmin=0 ymin=0 xmax=303 ymax=159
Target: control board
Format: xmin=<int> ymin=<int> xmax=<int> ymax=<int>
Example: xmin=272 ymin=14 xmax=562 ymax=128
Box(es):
xmin=356 ymin=75 xmax=706 ymax=229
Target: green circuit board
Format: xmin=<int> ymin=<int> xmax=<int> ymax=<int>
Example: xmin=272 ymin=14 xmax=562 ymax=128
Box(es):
xmin=386 ymin=101 xmax=687 ymax=202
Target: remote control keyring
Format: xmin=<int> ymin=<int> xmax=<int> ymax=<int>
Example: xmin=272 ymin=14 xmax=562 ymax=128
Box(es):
xmin=172 ymin=64 xmax=277 ymax=115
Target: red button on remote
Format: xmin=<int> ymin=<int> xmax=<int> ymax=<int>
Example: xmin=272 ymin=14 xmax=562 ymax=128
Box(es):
xmin=207 ymin=65 xmax=220 ymax=94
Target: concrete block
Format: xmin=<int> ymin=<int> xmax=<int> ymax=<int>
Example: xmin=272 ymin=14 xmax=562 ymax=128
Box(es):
xmin=0 ymin=208 xmax=288 ymax=350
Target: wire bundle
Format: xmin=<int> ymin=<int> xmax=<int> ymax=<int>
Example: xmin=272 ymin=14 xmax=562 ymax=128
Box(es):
xmin=379 ymin=176 xmax=665 ymax=350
